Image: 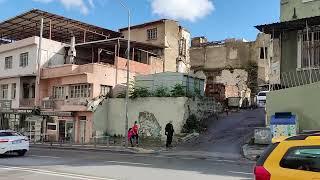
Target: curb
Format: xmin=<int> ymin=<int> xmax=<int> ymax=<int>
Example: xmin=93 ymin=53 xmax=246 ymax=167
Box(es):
xmin=30 ymin=144 xmax=157 ymax=155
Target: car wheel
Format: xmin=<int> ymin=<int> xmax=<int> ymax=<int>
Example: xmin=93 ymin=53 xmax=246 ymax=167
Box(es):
xmin=17 ymin=150 xmax=27 ymax=156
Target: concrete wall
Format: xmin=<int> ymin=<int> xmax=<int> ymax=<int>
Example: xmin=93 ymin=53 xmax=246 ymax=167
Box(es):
xmin=93 ymin=97 xmax=218 ymax=139
xmin=281 ymin=0 xmax=320 ymax=22
xmin=267 ymin=81 xmax=320 ymax=131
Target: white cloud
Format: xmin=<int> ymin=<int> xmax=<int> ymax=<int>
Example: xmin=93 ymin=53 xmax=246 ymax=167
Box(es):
xmin=32 ymin=0 xmax=95 ymax=15
xmin=151 ymin=0 xmax=214 ymax=22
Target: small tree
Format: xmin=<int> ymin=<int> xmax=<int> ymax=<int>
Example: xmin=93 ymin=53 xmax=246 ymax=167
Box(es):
xmin=130 ymin=87 xmax=152 ymax=99
xmin=154 ymin=86 xmax=170 ymax=97
xmin=171 ymin=84 xmax=186 ymax=97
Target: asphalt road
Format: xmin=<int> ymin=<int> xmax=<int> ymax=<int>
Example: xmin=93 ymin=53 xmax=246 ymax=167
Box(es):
xmin=177 ymin=109 xmax=265 ymax=159
xmin=0 ymin=148 xmax=254 ymax=180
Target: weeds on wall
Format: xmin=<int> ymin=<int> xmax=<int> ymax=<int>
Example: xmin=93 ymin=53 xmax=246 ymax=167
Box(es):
xmin=117 ymin=83 xmax=202 ymax=99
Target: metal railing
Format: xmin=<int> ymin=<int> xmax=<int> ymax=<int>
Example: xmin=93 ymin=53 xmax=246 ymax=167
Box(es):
xmin=271 ymin=69 xmax=320 ymax=91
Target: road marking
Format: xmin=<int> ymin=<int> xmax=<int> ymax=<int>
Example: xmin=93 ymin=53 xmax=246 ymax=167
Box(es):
xmin=0 ymin=165 xmax=117 ymax=180
xmin=229 ymin=171 xmax=252 ymax=175
xmin=105 ymin=160 xmax=152 ymax=166
xmin=29 ymin=155 xmax=62 ymax=159
xmin=214 ymin=159 xmax=237 ymax=163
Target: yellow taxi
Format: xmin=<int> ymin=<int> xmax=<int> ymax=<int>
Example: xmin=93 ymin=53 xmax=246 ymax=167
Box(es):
xmin=254 ymin=134 xmax=320 ymax=180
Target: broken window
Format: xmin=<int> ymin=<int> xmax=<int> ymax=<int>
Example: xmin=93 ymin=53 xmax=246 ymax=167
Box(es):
xmin=260 ymin=47 xmax=268 ymax=59
xmin=147 ymin=28 xmax=157 ymax=40
xmin=179 ymin=38 xmax=187 ymax=56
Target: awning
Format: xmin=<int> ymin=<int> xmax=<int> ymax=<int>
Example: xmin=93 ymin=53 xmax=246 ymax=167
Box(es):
xmin=255 ymin=15 xmax=320 ymax=35
xmin=0 ymin=9 xmax=120 ymax=43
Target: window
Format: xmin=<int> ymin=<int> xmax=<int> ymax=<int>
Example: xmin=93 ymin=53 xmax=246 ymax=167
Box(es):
xmin=11 ymin=83 xmax=16 ymax=99
xmin=0 ymin=131 xmax=19 ymax=136
xmin=260 ymin=47 xmax=268 ymax=59
xmin=0 ymin=84 xmax=8 ymax=99
xmin=147 ymin=28 xmax=157 ymax=40
xmin=280 ymin=146 xmax=320 ymax=172
xmin=100 ymin=85 xmax=111 ymax=96
xmin=19 ymin=52 xmax=28 ymax=67
xmin=300 ymin=30 xmax=320 ymax=68
xmin=47 ymin=124 xmax=57 ymax=131
xmin=70 ymin=84 xmax=91 ymax=98
xmin=53 ymin=86 xmax=65 ymax=99
xmin=23 ymin=83 xmax=29 ymax=99
xmin=179 ymin=38 xmax=187 ymax=56
xmin=31 ymin=83 xmax=35 ymax=98
xmin=5 ymin=56 xmax=12 ymax=69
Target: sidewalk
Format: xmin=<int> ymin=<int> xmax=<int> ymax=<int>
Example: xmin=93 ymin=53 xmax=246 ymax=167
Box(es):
xmin=30 ymin=143 xmax=157 ymax=154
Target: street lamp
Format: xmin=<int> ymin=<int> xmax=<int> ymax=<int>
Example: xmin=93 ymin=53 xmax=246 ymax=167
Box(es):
xmin=117 ymin=0 xmax=131 ymax=148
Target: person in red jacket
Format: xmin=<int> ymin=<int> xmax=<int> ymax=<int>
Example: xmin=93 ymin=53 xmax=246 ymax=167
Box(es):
xmin=132 ymin=121 xmax=139 ymax=145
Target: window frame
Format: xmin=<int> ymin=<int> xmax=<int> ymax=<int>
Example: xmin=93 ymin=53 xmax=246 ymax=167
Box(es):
xmin=0 ymin=84 xmax=9 ymax=100
xmin=19 ymin=52 xmax=29 ymax=67
xmin=280 ymin=145 xmax=320 ymax=173
xmin=69 ymin=84 xmax=91 ymax=99
xmin=11 ymin=83 xmax=16 ymax=99
xmin=260 ymin=47 xmax=268 ymax=59
xmin=4 ymin=56 xmax=13 ymax=69
xmin=53 ymin=86 xmax=65 ymax=99
xmin=100 ymin=85 xmax=111 ymax=96
xmin=147 ymin=28 xmax=158 ymax=40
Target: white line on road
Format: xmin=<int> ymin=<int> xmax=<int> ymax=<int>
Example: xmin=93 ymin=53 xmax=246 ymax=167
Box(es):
xmin=229 ymin=171 xmax=252 ymax=175
xmin=105 ymin=160 xmax=152 ymax=166
xmin=29 ymin=155 xmax=62 ymax=159
xmin=0 ymin=165 xmax=118 ymax=180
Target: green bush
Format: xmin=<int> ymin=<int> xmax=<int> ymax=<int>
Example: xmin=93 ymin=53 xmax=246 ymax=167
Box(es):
xmin=182 ymin=114 xmax=200 ymax=133
xmin=131 ymin=87 xmax=152 ymax=99
xmin=154 ymin=86 xmax=170 ymax=97
xmin=171 ymin=84 xmax=186 ymax=97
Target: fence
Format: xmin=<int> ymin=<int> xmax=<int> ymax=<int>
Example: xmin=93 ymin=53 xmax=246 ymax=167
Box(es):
xmin=271 ymin=69 xmax=320 ymax=91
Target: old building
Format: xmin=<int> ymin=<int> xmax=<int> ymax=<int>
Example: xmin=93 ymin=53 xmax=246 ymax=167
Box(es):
xmin=190 ymin=34 xmax=280 ymax=102
xmin=0 ymin=9 xmax=165 ymax=143
xmin=120 ymin=19 xmax=191 ymax=73
xmin=257 ymin=0 xmax=320 ymax=131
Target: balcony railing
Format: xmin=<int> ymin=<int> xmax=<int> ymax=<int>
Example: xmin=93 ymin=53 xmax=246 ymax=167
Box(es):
xmin=42 ymin=98 xmax=88 ymax=111
xmin=19 ymin=99 xmax=35 ymax=108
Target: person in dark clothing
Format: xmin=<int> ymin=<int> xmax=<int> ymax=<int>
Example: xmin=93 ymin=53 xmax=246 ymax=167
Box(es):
xmin=165 ymin=121 xmax=174 ymax=148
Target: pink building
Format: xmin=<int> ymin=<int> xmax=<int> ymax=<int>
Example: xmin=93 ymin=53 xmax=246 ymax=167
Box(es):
xmin=0 ymin=9 xmax=164 ymax=143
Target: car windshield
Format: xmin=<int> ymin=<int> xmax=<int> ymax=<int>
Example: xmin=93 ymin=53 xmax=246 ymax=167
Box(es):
xmin=0 ymin=131 xmax=19 ymax=137
xmin=258 ymin=92 xmax=267 ymax=96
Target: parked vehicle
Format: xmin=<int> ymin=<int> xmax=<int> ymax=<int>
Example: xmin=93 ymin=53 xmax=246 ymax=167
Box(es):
xmin=0 ymin=130 xmax=29 ymax=156
xmin=256 ymin=91 xmax=269 ymax=108
xmin=254 ymin=133 xmax=320 ymax=180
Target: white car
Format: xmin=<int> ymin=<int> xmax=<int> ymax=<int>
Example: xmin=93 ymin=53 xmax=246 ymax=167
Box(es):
xmin=256 ymin=91 xmax=269 ymax=108
xmin=0 ymin=130 xmax=29 ymax=156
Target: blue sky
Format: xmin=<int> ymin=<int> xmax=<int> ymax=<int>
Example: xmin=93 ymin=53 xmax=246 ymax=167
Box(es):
xmin=0 ymin=0 xmax=280 ymax=41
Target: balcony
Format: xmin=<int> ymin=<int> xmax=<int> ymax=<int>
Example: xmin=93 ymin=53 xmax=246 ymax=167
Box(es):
xmin=42 ymin=99 xmax=88 ymax=112
xmin=19 ymin=99 xmax=35 ymax=108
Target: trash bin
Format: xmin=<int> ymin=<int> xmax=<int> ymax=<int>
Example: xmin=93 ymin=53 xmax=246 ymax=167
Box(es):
xmin=270 ymin=112 xmax=298 ymax=139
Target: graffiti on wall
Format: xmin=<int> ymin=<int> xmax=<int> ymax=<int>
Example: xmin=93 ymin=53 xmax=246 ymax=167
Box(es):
xmin=138 ymin=111 xmax=162 ymax=138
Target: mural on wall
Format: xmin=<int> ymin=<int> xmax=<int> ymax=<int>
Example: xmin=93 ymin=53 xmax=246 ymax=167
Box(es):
xmin=138 ymin=111 xmax=162 ymax=138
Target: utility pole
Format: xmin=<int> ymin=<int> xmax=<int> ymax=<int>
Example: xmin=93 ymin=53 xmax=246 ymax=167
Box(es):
xmin=117 ymin=0 xmax=131 ymax=148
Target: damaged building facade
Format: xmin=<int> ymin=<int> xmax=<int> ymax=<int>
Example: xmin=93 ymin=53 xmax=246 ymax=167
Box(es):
xmin=120 ymin=19 xmax=191 ymax=73
xmin=0 ymin=9 xmax=167 ymax=143
xmin=190 ymin=34 xmax=280 ymax=103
